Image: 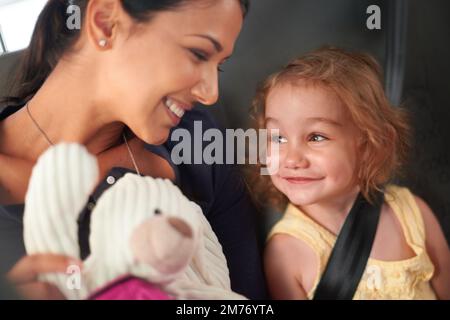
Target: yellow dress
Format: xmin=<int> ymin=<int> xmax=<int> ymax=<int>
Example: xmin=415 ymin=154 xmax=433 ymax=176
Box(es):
xmin=267 ymin=185 xmax=437 ymax=300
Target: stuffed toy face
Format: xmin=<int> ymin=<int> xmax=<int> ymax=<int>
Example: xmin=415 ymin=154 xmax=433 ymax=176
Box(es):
xmin=23 ymin=144 xmax=203 ymax=300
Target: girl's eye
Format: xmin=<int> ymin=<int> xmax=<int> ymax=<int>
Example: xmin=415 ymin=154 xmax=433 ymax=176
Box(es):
xmin=309 ymin=134 xmax=328 ymax=142
xmin=271 ymin=135 xmax=287 ymax=144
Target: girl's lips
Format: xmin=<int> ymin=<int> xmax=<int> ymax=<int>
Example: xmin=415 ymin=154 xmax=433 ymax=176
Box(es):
xmin=283 ymin=177 xmax=323 ymax=184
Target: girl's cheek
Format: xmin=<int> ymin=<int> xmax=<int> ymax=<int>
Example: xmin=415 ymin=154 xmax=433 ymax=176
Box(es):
xmin=327 ymin=156 xmax=355 ymax=183
xmin=266 ymin=152 xmax=282 ymax=175
xmin=270 ymin=175 xmax=285 ymax=193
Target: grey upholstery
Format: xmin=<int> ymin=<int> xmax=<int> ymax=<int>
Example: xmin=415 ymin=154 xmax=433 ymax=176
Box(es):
xmin=0 ymin=49 xmax=22 ymax=102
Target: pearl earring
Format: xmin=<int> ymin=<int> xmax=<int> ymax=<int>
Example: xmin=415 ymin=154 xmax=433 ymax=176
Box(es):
xmin=98 ymin=39 xmax=107 ymax=47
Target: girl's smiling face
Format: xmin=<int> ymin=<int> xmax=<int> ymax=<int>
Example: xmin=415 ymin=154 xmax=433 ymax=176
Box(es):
xmin=265 ymin=83 xmax=361 ymax=207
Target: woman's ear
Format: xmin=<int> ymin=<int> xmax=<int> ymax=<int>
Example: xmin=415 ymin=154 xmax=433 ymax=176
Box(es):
xmin=85 ymin=0 xmax=122 ymax=50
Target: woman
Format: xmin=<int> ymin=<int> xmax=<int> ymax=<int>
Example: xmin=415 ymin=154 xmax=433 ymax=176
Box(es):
xmin=0 ymin=0 xmax=266 ymax=299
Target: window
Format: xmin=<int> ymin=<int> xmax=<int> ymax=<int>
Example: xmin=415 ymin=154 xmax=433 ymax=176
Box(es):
xmin=0 ymin=0 xmax=47 ymax=53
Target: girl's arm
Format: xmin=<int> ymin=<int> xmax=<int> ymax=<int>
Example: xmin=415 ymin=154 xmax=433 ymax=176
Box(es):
xmin=414 ymin=195 xmax=450 ymax=300
xmin=264 ymin=234 xmax=308 ymax=300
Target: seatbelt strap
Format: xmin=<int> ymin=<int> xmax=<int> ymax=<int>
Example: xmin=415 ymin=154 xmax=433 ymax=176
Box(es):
xmin=313 ymin=190 xmax=383 ymax=300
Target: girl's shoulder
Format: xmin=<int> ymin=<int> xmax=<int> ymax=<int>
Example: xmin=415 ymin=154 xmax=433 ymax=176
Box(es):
xmin=264 ymin=232 xmax=316 ymax=299
xmin=384 ymin=185 xmax=424 ymax=231
xmin=384 ymin=184 xmax=444 ymax=247
xmin=405 ymin=189 xmax=450 ymax=299
xmin=267 ymin=204 xmax=336 ymax=249
xmin=386 ymin=184 xmax=450 ymax=298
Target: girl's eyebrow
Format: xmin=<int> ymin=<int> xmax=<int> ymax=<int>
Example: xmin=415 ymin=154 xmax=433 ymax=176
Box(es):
xmin=306 ymin=117 xmax=343 ymax=127
xmin=264 ymin=117 xmax=279 ymax=125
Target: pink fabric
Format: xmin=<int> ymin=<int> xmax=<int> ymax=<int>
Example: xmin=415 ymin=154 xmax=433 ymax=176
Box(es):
xmin=89 ymin=276 xmax=172 ymax=300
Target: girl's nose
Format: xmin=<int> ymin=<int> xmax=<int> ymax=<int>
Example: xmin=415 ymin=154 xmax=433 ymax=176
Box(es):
xmin=285 ymin=145 xmax=309 ymax=169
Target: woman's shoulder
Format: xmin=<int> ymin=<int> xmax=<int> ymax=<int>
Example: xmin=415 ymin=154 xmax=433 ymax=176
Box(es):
xmin=0 ymin=104 xmax=23 ymax=121
xmin=0 ymin=152 xmax=33 ymax=205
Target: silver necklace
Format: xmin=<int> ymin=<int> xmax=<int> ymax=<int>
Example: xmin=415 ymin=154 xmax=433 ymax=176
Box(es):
xmin=26 ymin=102 xmax=53 ymax=146
xmin=25 ymin=102 xmax=141 ymax=175
xmin=121 ymin=132 xmax=141 ymax=176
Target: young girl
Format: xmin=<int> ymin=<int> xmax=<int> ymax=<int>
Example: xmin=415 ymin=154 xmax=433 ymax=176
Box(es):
xmin=250 ymin=47 xmax=450 ymax=299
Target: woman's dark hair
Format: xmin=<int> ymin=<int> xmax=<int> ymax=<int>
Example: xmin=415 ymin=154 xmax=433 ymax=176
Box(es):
xmin=2 ymin=0 xmax=249 ymax=106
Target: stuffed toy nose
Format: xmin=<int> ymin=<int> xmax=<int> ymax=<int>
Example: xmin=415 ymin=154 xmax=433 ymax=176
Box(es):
xmin=130 ymin=216 xmax=197 ymax=277
xmin=167 ymin=217 xmax=193 ymax=238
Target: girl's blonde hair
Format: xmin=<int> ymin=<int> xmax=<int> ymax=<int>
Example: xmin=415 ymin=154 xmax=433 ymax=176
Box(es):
xmin=248 ymin=46 xmax=411 ymax=210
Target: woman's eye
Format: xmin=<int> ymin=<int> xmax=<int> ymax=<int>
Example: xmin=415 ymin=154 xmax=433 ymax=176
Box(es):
xmin=271 ymin=135 xmax=287 ymax=144
xmin=190 ymin=49 xmax=209 ymax=62
xmin=309 ymin=134 xmax=328 ymax=142
xmin=190 ymin=49 xmax=223 ymax=73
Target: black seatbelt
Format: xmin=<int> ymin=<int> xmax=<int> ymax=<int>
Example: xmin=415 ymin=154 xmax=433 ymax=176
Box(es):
xmin=313 ymin=190 xmax=384 ymax=300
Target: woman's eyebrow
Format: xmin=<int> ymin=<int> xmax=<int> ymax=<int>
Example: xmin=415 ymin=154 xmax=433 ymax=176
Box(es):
xmin=190 ymin=34 xmax=223 ymax=53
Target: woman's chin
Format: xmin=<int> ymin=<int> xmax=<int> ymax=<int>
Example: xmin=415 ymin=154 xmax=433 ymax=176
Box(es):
xmin=141 ymin=130 xmax=171 ymax=146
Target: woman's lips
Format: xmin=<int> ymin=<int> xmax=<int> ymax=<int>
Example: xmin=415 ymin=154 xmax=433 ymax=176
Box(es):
xmin=165 ymin=103 xmax=181 ymax=126
xmin=283 ymin=176 xmax=323 ymax=184
xmin=163 ymin=96 xmax=192 ymax=127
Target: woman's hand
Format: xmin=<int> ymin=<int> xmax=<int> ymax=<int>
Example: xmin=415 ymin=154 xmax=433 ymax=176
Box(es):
xmin=6 ymin=254 xmax=82 ymax=300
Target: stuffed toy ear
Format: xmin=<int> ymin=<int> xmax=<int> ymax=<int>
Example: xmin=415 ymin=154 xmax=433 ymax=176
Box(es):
xmin=24 ymin=143 xmax=98 ymax=256
xmin=130 ymin=215 xmax=196 ymax=276
xmin=23 ymin=143 xmax=99 ymax=299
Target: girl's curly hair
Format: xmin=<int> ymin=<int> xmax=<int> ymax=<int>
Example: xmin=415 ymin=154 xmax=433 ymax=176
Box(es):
xmin=247 ymin=46 xmax=412 ymax=210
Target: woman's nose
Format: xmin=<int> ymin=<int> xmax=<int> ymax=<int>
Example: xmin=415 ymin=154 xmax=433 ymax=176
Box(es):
xmin=191 ymin=68 xmax=219 ymax=106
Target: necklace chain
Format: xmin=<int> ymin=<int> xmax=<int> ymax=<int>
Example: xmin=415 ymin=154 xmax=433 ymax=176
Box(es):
xmin=26 ymin=102 xmax=53 ymax=146
xmin=122 ymin=132 xmax=141 ymax=176
xmin=25 ymin=102 xmax=141 ymax=176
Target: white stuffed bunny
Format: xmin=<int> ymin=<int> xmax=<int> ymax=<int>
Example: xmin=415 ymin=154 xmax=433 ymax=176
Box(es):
xmin=23 ymin=144 xmax=246 ymax=300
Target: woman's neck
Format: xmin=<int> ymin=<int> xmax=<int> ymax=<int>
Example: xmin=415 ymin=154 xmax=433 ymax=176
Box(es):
xmin=0 ymin=58 xmax=125 ymax=161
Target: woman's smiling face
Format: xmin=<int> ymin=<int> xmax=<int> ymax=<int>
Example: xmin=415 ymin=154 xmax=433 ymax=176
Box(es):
xmin=265 ymin=83 xmax=361 ymax=207
xmin=91 ymin=0 xmax=244 ymax=145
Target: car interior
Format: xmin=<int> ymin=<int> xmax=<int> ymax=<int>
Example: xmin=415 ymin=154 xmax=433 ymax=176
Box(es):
xmin=0 ymin=0 xmax=449 ymax=298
